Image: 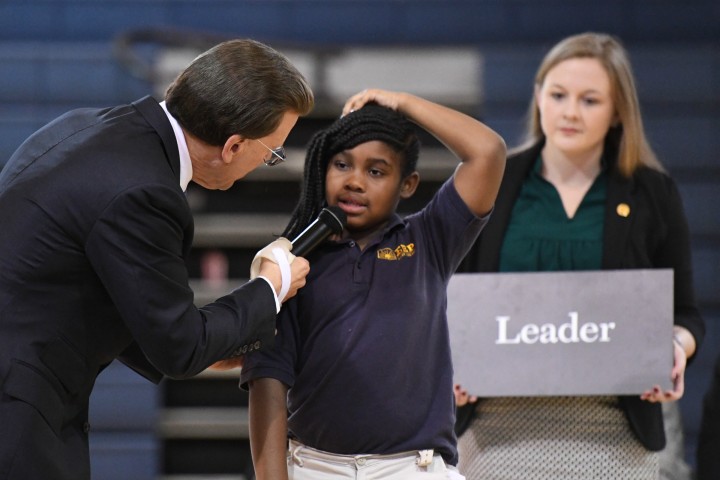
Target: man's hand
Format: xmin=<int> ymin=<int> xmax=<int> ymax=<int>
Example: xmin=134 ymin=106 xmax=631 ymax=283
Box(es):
xmin=258 ymin=256 xmax=310 ymax=302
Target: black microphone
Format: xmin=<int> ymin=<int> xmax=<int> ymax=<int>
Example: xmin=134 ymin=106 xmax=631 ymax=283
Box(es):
xmin=291 ymin=206 xmax=347 ymax=256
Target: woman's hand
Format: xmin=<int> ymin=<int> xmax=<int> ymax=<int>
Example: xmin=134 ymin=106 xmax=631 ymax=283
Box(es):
xmin=454 ymin=383 xmax=478 ymax=407
xmin=640 ymin=339 xmax=687 ymax=402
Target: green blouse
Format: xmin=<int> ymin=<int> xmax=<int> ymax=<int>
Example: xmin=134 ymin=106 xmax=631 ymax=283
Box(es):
xmin=499 ymin=156 xmax=607 ymax=272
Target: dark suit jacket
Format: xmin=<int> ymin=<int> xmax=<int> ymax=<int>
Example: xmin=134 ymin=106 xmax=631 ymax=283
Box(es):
xmin=0 ymin=96 xmax=276 ymax=479
xmin=457 ymin=142 xmax=705 ymax=451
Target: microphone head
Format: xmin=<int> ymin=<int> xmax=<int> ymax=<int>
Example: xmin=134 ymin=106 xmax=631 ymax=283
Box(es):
xmin=290 ymin=205 xmax=348 ymax=257
xmin=319 ymin=205 xmax=347 ymax=234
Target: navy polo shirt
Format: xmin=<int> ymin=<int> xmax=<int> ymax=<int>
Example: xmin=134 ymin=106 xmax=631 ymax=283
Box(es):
xmin=241 ymin=179 xmax=489 ymax=465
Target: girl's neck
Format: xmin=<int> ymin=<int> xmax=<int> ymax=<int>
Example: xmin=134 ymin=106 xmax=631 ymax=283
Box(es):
xmin=343 ymin=221 xmax=390 ymax=251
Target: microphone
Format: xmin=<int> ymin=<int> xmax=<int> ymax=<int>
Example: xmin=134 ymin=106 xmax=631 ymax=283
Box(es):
xmin=291 ymin=206 xmax=347 ymax=256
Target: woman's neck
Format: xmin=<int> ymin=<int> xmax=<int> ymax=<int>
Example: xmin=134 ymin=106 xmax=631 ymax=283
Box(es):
xmin=540 ymin=143 xmax=603 ymax=187
xmin=540 ymin=143 xmax=603 ymax=220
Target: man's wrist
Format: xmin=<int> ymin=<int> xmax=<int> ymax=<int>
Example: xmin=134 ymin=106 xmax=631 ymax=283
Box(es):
xmin=256 ymin=276 xmax=281 ymax=313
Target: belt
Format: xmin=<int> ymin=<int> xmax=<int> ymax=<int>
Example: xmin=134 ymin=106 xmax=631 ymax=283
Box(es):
xmin=288 ymin=439 xmax=436 ymax=468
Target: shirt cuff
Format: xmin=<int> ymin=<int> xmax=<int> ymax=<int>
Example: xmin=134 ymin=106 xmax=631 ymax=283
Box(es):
xmin=256 ymin=275 xmax=281 ymax=313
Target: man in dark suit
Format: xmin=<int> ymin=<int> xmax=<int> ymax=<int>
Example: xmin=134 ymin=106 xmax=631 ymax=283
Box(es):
xmin=0 ymin=39 xmax=313 ymax=480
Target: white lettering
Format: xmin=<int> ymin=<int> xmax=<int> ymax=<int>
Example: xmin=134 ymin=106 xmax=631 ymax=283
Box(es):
xmin=558 ymin=311 xmax=579 ymax=343
xmin=495 ymin=316 xmax=520 ymax=344
xmin=599 ymin=322 xmax=616 ymax=342
xmin=579 ymin=322 xmax=598 ymax=342
xmin=520 ymin=323 xmax=539 ymax=344
xmin=539 ymin=324 xmax=558 ymax=344
xmin=495 ymin=312 xmax=615 ymax=345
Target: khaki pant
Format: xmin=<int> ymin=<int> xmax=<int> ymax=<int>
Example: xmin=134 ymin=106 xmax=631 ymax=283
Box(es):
xmin=287 ymin=439 xmax=465 ymax=480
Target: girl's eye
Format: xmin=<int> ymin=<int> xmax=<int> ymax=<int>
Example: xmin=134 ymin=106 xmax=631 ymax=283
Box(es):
xmin=550 ymin=91 xmax=564 ymax=100
xmin=582 ymin=97 xmax=599 ymax=106
xmin=333 ymin=160 xmax=349 ymax=170
xmin=369 ymin=168 xmax=384 ymax=177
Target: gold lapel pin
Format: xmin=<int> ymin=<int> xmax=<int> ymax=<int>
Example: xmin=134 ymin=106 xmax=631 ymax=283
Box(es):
xmin=616 ymin=203 xmax=631 ymax=218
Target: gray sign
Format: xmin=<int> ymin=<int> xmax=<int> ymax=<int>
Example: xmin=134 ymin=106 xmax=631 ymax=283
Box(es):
xmin=447 ymin=269 xmax=674 ymax=396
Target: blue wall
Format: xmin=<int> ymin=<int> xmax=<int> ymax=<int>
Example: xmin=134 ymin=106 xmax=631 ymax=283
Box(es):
xmin=0 ymin=0 xmax=718 ymax=44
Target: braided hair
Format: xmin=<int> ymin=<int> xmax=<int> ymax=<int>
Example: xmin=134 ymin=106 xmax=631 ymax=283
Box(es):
xmin=283 ymin=103 xmax=420 ymax=239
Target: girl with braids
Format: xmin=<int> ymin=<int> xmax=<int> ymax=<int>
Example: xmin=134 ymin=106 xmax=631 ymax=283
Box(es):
xmin=240 ymin=88 xmax=505 ymax=480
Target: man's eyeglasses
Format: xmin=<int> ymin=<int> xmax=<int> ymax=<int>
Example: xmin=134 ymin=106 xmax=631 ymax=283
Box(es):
xmin=255 ymin=139 xmax=286 ymax=166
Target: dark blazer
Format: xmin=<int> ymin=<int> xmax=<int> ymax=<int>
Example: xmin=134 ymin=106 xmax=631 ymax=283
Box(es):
xmin=0 ymin=96 xmax=276 ymax=479
xmin=457 ymin=141 xmax=705 ymax=451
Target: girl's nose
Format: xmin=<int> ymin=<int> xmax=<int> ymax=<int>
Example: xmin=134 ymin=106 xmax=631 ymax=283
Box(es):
xmin=344 ymin=172 xmax=365 ymax=191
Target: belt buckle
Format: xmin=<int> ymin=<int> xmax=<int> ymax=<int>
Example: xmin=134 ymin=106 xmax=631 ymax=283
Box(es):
xmin=417 ymin=449 xmax=434 ymax=467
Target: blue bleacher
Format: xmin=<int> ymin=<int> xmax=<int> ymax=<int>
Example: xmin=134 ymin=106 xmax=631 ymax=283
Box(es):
xmin=1 ymin=1 xmax=719 ymax=44
xmin=89 ymin=362 xmax=159 ymax=480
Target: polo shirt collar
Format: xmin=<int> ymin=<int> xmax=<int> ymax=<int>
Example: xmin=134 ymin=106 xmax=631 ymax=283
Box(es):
xmin=331 ymin=213 xmax=405 ymax=250
xmin=384 ymin=213 xmax=405 ymax=232
xmin=358 ymin=213 xmax=405 ymax=248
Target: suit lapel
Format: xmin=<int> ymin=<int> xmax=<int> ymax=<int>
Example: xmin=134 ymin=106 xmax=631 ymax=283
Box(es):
xmin=475 ymin=143 xmax=634 ymax=272
xmin=132 ymin=96 xmax=194 ymax=256
xmin=602 ymin=170 xmax=635 ymax=269
xmin=132 ymin=96 xmax=181 ymax=184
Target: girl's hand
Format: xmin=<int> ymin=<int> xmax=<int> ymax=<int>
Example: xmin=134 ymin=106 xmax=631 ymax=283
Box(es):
xmin=341 ymin=89 xmax=406 ymax=117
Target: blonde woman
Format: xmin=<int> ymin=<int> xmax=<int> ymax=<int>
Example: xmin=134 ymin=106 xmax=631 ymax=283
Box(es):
xmin=455 ymin=32 xmax=704 ymax=479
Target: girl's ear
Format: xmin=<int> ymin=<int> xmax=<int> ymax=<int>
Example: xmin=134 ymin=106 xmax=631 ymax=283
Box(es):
xmin=399 ymin=172 xmax=420 ymax=199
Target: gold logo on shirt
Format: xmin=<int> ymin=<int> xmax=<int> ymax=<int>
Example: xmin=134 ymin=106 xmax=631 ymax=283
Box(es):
xmin=377 ymin=243 xmax=415 ymax=261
